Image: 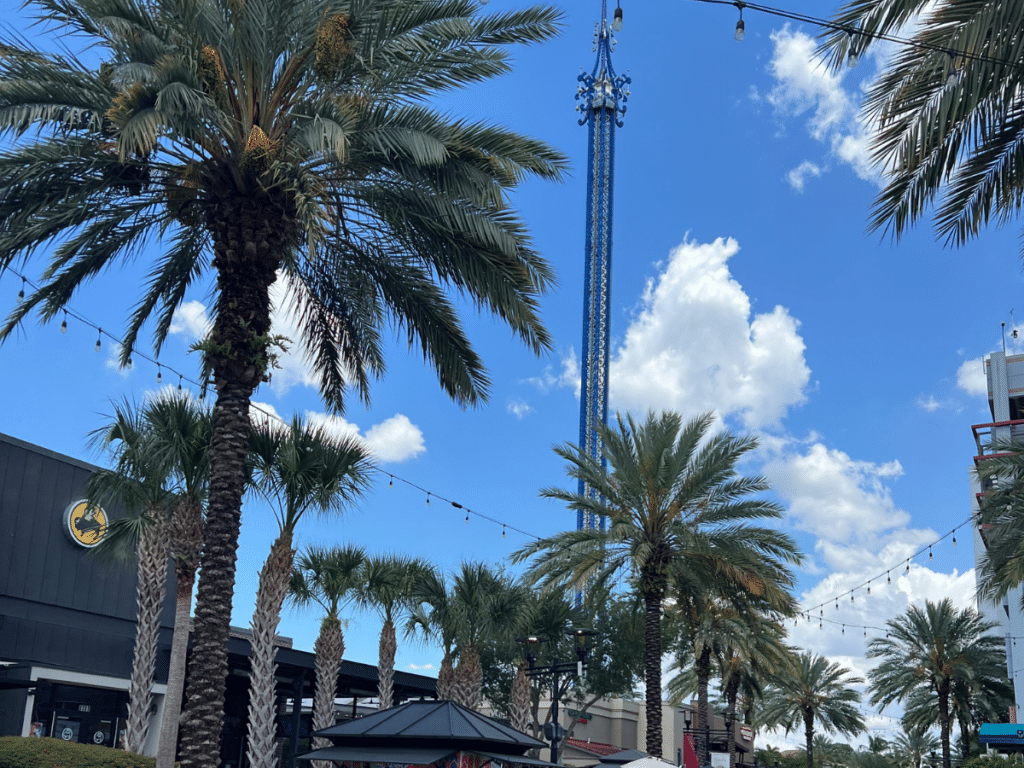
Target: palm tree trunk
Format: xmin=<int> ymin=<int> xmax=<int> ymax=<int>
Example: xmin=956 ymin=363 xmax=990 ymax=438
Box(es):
xmin=158 ymin=497 xmax=204 ymax=768
xmin=938 ymin=684 xmax=951 ymax=768
xmin=453 ymin=644 xmax=482 ymax=711
xmin=246 ymin=530 xmax=297 ymax=768
xmin=509 ymin=661 xmax=531 ymax=733
xmin=696 ymin=645 xmax=712 ymax=767
xmin=126 ymin=507 xmax=170 ymax=754
xmin=644 ymin=590 xmax=664 ymax=757
xmin=803 ymin=708 xmax=815 ymax=768
xmin=378 ymin=617 xmax=397 ymax=710
xmin=957 ymin=712 xmax=970 ymax=762
xmin=156 ymin=566 xmax=196 ymax=768
xmin=178 ymin=382 xmax=254 ymax=768
xmin=311 ymin=616 xmax=344 ymax=768
xmin=437 ymin=652 xmax=455 ymax=701
xmin=179 ymin=195 xmax=285 ymax=768
xmin=725 ymin=673 xmax=739 ymax=768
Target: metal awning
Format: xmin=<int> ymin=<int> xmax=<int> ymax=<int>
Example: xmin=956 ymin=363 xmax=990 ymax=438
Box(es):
xmin=298 ymin=746 xmax=559 ymax=768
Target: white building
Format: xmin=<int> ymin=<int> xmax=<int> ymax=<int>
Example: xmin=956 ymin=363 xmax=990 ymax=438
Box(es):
xmin=970 ymin=350 xmax=1024 ymax=722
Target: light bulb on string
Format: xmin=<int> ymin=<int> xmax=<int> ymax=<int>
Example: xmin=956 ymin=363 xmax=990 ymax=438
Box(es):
xmin=178 ymin=375 xmax=183 ymax=392
xmin=905 ymin=561 xmax=910 ymax=575
xmin=127 ymin=353 xmax=133 ymax=370
xmin=953 ymin=534 xmax=957 ymax=546
xmin=425 ymin=493 xmax=430 ymax=506
xmin=835 ymin=598 xmax=839 ymax=610
xmin=887 ymin=571 xmax=891 ymax=584
xmin=842 ymin=625 xmax=845 ymax=635
xmin=819 ymin=620 xmax=822 ymax=630
xmin=17 ymin=277 xmax=25 ymax=303
xmin=95 ymin=329 xmax=102 ymax=352
xmin=929 ymin=546 xmax=933 ymax=560
xmin=612 ymin=3 xmax=623 ymax=32
xmin=388 ymin=475 xmax=393 ymax=489
xmin=60 ymin=312 xmax=67 ymax=334
xmin=867 ymin=582 xmax=871 ymax=594
xmin=864 ymin=628 xmax=867 ymax=638
xmin=157 ymin=365 xmax=162 ymax=384
xmin=502 ymin=525 xmax=506 ymax=539
xmin=847 ymin=31 xmax=859 ymax=68
xmin=851 ymin=593 xmax=855 ymax=603
xmin=465 ymin=512 xmax=469 ymax=524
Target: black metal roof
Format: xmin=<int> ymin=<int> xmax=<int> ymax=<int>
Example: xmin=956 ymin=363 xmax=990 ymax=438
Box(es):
xmin=314 ymin=699 xmax=546 ymax=756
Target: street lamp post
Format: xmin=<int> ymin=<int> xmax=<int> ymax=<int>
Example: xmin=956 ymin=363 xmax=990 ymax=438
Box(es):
xmin=516 ymin=628 xmax=599 ymax=765
xmin=680 ymin=708 xmax=739 ymax=768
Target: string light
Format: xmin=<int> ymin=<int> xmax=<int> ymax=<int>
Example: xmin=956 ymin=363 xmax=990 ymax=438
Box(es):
xmin=178 ymin=375 xmax=183 ymax=392
xmin=905 ymin=560 xmax=910 ymax=575
xmin=60 ymin=311 xmax=67 ymax=334
xmin=867 ymin=581 xmax=871 ymax=594
xmin=851 ymin=593 xmax=855 ymax=602
xmin=734 ymin=1 xmax=745 ymax=41
xmin=157 ymin=365 xmax=162 ymax=384
xmin=502 ymin=525 xmax=506 ymax=539
xmin=953 ymin=534 xmax=957 ymax=546
xmin=887 ymin=571 xmax=891 ymax=584
xmin=842 ymin=624 xmax=845 ymax=635
xmin=425 ymin=493 xmax=430 ymax=506
xmin=929 ymin=546 xmax=933 ymax=560
xmin=95 ymin=329 xmax=102 ymax=352
xmin=388 ymin=475 xmax=393 ymax=489
xmin=17 ymin=277 xmax=24 ymax=303
xmin=465 ymin=512 xmax=469 ymax=524
xmin=847 ymin=32 xmax=858 ymax=68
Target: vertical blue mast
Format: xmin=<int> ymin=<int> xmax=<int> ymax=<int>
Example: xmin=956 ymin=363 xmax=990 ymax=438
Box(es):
xmin=576 ymin=1 xmax=629 ymax=530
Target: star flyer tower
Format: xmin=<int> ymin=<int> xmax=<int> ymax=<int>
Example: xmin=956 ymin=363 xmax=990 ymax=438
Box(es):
xmin=575 ymin=1 xmax=629 ymax=530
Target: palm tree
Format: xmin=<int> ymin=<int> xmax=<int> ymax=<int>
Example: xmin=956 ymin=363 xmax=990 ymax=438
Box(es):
xmin=88 ymin=413 xmax=171 ymax=756
xmin=759 ymin=651 xmax=865 ymax=768
xmin=145 ymin=395 xmax=211 ymax=768
xmin=289 ymin=544 xmax=367 ymax=768
xmin=355 ymin=554 xmax=431 ymax=711
xmin=867 ymin=599 xmax=1002 ymax=768
xmin=513 ymin=410 xmax=802 ymax=757
xmin=973 ymin=441 xmax=1024 ymax=607
xmin=245 ymin=416 xmax=370 ymax=768
xmin=892 ymin=727 xmax=940 ymax=768
xmin=87 ymin=395 xmax=210 ymax=764
xmin=0 ymin=2 xmax=566 ymax=762
xmin=819 ymin=0 xmax=1024 ymax=252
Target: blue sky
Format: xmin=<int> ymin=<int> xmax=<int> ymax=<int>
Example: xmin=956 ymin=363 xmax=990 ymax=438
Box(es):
xmin=1 ymin=0 xmax=1021 ymax=746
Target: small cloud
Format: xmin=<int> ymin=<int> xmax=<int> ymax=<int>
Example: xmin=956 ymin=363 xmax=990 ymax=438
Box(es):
xmin=786 ymin=160 xmax=823 ymax=192
xmin=915 ymin=394 xmax=961 ymax=414
xmin=525 ymin=348 xmax=579 ymax=395
xmin=169 ymin=300 xmax=212 ymax=342
xmin=956 ymin=357 xmax=987 ymax=396
xmin=408 ymin=663 xmax=434 ymax=671
xmin=507 ymin=399 xmax=534 ymax=420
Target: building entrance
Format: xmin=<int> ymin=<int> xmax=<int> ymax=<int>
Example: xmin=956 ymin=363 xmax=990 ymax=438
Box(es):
xmin=32 ymin=681 xmax=128 ymax=748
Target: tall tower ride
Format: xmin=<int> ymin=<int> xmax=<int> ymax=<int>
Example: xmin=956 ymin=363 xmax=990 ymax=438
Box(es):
xmin=575 ymin=1 xmax=629 ymax=529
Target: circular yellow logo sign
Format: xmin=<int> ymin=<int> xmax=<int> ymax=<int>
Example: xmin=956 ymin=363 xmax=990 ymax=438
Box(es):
xmin=64 ymin=500 xmax=107 ymax=548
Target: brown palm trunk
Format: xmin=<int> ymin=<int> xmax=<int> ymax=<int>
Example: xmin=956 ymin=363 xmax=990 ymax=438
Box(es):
xmin=158 ymin=499 xmax=204 ymax=768
xmin=453 ymin=645 xmax=482 ymax=711
xmin=378 ymin=617 xmax=397 ymax=710
xmin=509 ymin=661 xmax=531 ymax=733
xmin=126 ymin=507 xmax=170 ymax=754
xmin=437 ymin=652 xmax=455 ymax=701
xmin=644 ymin=589 xmax=664 ymax=757
xmin=696 ymin=645 xmax=711 ymax=767
xmin=178 ymin=194 xmax=287 ymax=768
xmin=803 ymin=707 xmax=815 ymax=768
xmin=725 ymin=672 xmax=739 ymax=768
xmin=246 ymin=531 xmax=297 ymax=768
xmin=938 ymin=682 xmax=951 ymax=768
xmin=311 ymin=616 xmax=344 ymax=768
xmin=156 ymin=568 xmax=195 ymax=768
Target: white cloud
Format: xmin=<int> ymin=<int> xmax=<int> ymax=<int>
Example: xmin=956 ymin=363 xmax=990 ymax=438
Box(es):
xmin=762 ymin=439 xmax=907 ymax=543
xmin=956 ymin=356 xmax=987 ymax=396
xmin=307 ymin=411 xmax=425 ymax=464
xmin=507 ymin=399 xmax=534 ymax=419
xmin=915 ymin=393 xmax=961 ymax=413
xmin=526 ymin=349 xmax=580 ymax=396
xmin=608 ymin=237 xmax=810 ymax=429
xmin=169 ymin=300 xmax=212 ymax=342
xmin=250 ymin=402 xmax=425 ymax=464
xmin=767 ymin=26 xmax=882 ymax=186
xmin=786 ymin=160 xmax=823 ymax=192
xmin=408 ymin=663 xmax=434 ymax=670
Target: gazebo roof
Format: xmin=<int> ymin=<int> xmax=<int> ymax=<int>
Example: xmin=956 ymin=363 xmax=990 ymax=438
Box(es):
xmin=314 ymin=699 xmax=547 ymax=754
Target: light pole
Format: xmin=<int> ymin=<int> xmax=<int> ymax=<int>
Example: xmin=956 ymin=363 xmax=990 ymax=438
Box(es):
xmin=516 ymin=628 xmax=599 ymax=765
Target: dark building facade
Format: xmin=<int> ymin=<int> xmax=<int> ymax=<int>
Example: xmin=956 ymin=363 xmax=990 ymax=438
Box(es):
xmin=0 ymin=430 xmax=175 ymax=749
xmin=0 ymin=431 xmax=437 ymax=766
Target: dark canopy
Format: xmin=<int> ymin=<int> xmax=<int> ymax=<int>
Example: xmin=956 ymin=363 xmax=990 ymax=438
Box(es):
xmin=301 ymin=699 xmax=554 ymax=766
